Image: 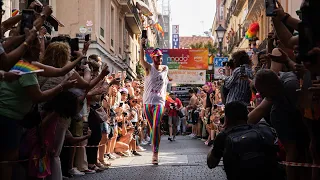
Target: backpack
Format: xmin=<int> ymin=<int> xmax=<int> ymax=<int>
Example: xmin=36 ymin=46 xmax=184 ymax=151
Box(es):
xmin=223 ymin=123 xmax=279 ymax=180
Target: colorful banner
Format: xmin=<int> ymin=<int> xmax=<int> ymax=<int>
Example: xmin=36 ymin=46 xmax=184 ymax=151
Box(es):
xmin=145 ymin=49 xmax=209 ymax=70
xmin=168 ymin=70 xmax=206 ymax=85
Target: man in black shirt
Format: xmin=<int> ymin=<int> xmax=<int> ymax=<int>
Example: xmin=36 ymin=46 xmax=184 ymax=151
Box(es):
xmin=207 ymin=101 xmax=281 ymax=180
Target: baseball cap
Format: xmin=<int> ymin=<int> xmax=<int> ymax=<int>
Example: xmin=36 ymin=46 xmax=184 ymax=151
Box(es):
xmin=151 ymin=48 xmax=163 ymax=57
xmin=120 ymin=88 xmax=129 ymax=94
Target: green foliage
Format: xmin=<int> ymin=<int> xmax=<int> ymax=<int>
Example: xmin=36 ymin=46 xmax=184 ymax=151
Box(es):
xmin=189 ymin=41 xmax=218 ymax=56
xmin=136 ymin=63 xmax=145 ymax=77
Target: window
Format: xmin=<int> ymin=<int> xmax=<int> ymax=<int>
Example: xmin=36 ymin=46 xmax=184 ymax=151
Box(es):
xmin=110 ymin=5 xmax=115 ymax=47
xmin=100 ymin=0 xmax=106 ymax=38
xmin=220 ymin=5 xmax=224 ymax=20
xmin=119 ymin=18 xmax=122 ymax=54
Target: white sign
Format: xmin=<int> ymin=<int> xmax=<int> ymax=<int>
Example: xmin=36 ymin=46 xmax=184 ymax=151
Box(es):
xmin=79 ymin=26 xmax=87 ymax=34
xmin=172 ymin=25 xmax=179 ymax=34
xmin=214 ymin=67 xmax=225 ymax=79
xmin=168 ymin=70 xmax=206 ymax=85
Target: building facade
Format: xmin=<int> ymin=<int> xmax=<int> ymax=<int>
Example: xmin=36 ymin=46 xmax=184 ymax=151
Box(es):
xmin=179 ymin=36 xmax=213 ymax=49
xmin=212 ymin=0 xmax=302 ymax=56
xmin=157 ymin=0 xmax=170 ymax=49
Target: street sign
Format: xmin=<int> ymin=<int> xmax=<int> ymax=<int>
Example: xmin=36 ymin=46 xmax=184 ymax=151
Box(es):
xmin=172 ymin=25 xmax=179 ymax=34
xmin=214 ymin=57 xmax=228 ymax=67
xmin=172 ymin=34 xmax=179 ymax=49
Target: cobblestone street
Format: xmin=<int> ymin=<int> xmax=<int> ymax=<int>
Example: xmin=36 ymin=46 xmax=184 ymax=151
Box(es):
xmin=73 ymin=136 xmax=227 ymax=180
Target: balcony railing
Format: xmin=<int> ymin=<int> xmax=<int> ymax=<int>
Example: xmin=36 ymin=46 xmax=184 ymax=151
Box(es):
xmin=229 ymin=0 xmax=246 ymax=16
xmin=248 ymin=0 xmax=255 ymax=11
xmin=128 ymin=0 xmax=142 ymax=27
xmin=228 ymin=29 xmax=244 ymax=52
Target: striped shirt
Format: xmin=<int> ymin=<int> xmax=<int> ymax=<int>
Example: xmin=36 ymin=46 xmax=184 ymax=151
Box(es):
xmin=224 ymin=64 xmax=253 ymax=105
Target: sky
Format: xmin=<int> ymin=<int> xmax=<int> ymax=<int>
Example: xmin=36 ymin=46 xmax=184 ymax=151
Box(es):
xmin=170 ymin=0 xmax=216 ymax=36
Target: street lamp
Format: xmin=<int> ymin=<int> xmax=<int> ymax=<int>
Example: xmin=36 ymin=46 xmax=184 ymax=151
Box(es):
xmin=215 ymin=24 xmax=226 ymax=57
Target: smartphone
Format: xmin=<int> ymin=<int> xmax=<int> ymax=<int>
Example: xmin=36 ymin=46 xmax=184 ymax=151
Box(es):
xmin=70 ymin=38 xmax=79 ymax=52
xmin=240 ymin=65 xmax=246 ymax=76
xmin=20 ymin=10 xmax=35 ymax=35
xmin=141 ymin=30 xmax=147 ymax=49
xmin=265 ymin=0 xmax=277 ymax=17
xmin=119 ymin=102 xmax=123 ymax=107
xmin=85 ymin=34 xmax=90 ymax=42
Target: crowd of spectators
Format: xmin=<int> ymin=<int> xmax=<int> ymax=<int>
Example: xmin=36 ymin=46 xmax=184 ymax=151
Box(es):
xmin=0 ymin=2 xmax=151 ymax=180
xmin=206 ymin=1 xmax=320 ymax=180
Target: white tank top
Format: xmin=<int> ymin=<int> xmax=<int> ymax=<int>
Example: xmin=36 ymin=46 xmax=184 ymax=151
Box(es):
xmin=143 ymin=64 xmax=168 ymax=106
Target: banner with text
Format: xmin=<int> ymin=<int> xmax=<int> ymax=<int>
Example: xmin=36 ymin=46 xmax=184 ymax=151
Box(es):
xmin=168 ymin=70 xmax=206 ymax=84
xmin=146 ymin=49 xmax=209 ymax=70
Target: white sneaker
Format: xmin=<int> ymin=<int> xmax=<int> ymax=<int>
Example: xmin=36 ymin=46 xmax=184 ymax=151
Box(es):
xmin=111 ymin=153 xmax=121 ymax=158
xmin=141 ymin=140 xmax=148 ymax=145
xmin=146 ymin=136 xmax=151 ymax=142
xmin=68 ymin=168 xmax=85 ymax=176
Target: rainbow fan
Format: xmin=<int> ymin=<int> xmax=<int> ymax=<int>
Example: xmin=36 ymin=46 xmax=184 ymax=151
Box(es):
xmin=10 ymin=60 xmax=44 ymax=75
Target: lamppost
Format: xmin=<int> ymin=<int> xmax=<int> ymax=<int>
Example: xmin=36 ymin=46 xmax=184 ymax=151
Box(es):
xmin=215 ymin=24 xmax=226 ymax=57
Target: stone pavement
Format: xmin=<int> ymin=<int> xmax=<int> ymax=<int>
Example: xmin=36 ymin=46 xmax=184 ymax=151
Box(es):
xmin=72 ymin=136 xmax=227 ymax=180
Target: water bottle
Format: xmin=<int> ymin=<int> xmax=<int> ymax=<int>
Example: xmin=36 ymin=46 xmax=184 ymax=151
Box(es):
xmin=255 ymin=93 xmax=262 ymax=106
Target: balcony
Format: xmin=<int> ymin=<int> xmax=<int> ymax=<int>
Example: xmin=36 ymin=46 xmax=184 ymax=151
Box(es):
xmin=124 ymin=0 xmax=142 ymax=34
xmin=120 ymin=0 xmax=131 ymax=13
xmin=246 ymin=0 xmax=263 ymax=22
xmin=229 ymin=0 xmax=246 ymax=16
xmin=227 ymin=29 xmax=244 ymax=53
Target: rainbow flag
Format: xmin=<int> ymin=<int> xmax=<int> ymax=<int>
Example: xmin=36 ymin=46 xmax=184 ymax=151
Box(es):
xmin=12 ymin=9 xmax=19 ymax=17
xmin=10 ymin=60 xmax=44 ymax=75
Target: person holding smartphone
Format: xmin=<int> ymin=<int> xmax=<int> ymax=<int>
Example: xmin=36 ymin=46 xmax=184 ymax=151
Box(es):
xmin=223 ymin=51 xmax=253 ymax=106
xmin=140 ymin=37 xmax=169 ymax=165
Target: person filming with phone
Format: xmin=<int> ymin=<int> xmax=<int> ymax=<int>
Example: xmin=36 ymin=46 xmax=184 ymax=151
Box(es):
xmin=223 ymin=51 xmax=253 ymax=106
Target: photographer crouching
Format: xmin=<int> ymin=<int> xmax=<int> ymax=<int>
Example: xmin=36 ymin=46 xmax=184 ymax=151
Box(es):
xmin=222 ymin=51 xmax=253 ymax=106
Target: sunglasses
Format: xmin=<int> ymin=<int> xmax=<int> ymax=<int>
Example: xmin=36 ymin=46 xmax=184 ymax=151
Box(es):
xmin=131 ymin=100 xmax=138 ymax=103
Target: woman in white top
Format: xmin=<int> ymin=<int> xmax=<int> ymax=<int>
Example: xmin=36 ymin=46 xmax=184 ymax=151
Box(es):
xmin=140 ymin=40 xmax=168 ymax=165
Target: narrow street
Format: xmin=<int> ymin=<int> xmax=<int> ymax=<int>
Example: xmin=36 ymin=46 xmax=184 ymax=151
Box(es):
xmin=73 ymin=136 xmax=227 ymax=180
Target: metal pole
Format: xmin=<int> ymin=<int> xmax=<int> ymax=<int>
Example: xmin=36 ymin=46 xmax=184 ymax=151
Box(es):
xmin=219 ymin=41 xmax=223 ymax=57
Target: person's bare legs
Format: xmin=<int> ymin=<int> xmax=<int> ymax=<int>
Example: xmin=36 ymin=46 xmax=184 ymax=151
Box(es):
xmin=114 ymin=142 xmax=129 ymax=153
xmin=68 ymin=147 xmax=76 ymax=171
xmin=197 ymin=121 xmax=202 ymax=137
xmin=283 ymin=142 xmax=300 ymax=180
xmin=98 ymin=134 xmax=108 ymax=162
xmin=169 ymin=116 xmax=173 ymax=138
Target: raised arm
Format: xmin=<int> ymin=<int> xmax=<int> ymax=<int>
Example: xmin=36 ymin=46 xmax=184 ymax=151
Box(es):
xmin=247 ymin=98 xmax=273 ymax=124
xmin=140 ymin=38 xmax=151 ymax=74
xmin=0 ymin=29 xmax=37 ymax=71
xmin=33 ymin=55 xmax=82 ymax=77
